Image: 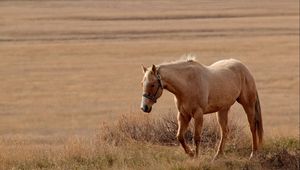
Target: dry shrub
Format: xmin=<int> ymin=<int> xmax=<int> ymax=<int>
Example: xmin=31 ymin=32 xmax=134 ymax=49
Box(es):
xmin=99 ymin=113 xmax=185 ymax=146
xmin=261 ymin=149 xmax=299 ymax=170
xmin=259 ymin=137 xmax=300 ymax=170
xmin=99 ymin=112 xmax=248 ymax=149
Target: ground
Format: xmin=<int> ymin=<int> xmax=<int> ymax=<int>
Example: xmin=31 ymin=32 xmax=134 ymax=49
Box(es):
xmin=0 ymin=0 xmax=299 ymax=169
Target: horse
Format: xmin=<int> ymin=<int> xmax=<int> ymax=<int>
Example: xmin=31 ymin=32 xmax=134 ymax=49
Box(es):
xmin=140 ymin=58 xmax=263 ymax=160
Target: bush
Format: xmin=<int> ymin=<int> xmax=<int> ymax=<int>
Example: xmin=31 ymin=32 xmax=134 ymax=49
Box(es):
xmin=99 ymin=112 xmax=248 ymax=150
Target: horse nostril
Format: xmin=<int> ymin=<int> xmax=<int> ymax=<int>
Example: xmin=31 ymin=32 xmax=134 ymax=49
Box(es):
xmin=141 ymin=105 xmax=149 ymax=112
xmin=144 ymin=105 xmax=148 ymax=112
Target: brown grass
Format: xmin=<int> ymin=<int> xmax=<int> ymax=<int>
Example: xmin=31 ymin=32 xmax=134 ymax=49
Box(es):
xmin=100 ymin=112 xmax=247 ymax=149
xmin=0 ymin=113 xmax=299 ymax=170
xmin=0 ymin=0 xmax=298 ymax=137
xmin=0 ymin=0 xmax=298 ymax=169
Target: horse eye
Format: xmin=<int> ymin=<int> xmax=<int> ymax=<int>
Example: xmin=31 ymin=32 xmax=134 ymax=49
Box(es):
xmin=151 ymin=84 xmax=155 ymax=88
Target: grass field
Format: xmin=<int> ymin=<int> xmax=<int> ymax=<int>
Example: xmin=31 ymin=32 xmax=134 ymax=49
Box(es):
xmin=0 ymin=0 xmax=299 ymax=169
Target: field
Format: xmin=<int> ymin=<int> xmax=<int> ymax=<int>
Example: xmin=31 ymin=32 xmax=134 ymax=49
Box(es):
xmin=0 ymin=0 xmax=299 ymax=169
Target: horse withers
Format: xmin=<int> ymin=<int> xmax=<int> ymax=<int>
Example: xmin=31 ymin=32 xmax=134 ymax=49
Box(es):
xmin=140 ymin=58 xmax=263 ymax=160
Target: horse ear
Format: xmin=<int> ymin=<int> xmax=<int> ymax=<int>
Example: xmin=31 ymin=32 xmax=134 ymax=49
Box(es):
xmin=141 ymin=65 xmax=147 ymax=73
xmin=151 ymin=65 xmax=156 ymax=74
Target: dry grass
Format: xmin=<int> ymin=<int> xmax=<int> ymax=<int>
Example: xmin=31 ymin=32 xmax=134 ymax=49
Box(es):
xmin=100 ymin=112 xmax=247 ymax=149
xmin=0 ymin=0 xmax=299 ymax=169
xmin=0 ymin=113 xmax=299 ymax=170
xmin=0 ymin=0 xmax=299 ymax=138
xmin=0 ymin=0 xmax=298 ymax=137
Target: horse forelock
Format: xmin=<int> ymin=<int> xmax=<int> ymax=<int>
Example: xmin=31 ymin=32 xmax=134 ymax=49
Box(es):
xmin=143 ymin=70 xmax=156 ymax=82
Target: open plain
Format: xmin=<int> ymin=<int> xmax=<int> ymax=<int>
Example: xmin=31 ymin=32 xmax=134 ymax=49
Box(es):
xmin=0 ymin=0 xmax=299 ymax=169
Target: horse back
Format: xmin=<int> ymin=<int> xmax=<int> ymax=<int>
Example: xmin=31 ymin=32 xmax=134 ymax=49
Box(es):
xmin=202 ymin=59 xmax=255 ymax=113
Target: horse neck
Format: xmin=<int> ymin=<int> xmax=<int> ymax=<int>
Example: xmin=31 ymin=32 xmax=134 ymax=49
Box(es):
xmin=159 ymin=65 xmax=189 ymax=98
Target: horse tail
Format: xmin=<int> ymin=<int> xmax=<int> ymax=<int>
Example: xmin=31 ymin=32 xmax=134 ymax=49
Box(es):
xmin=255 ymin=91 xmax=263 ymax=146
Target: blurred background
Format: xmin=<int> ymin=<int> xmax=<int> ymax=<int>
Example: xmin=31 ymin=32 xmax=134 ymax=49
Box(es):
xmin=0 ymin=0 xmax=298 ymax=142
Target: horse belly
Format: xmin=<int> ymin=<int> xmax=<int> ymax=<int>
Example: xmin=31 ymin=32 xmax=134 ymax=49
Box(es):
xmin=204 ymin=96 xmax=237 ymax=113
xmin=204 ymin=82 xmax=240 ymax=113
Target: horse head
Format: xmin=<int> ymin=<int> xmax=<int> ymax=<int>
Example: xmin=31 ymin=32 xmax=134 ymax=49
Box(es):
xmin=140 ymin=64 xmax=163 ymax=113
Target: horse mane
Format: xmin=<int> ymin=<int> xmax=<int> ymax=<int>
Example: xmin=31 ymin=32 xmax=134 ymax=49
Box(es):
xmin=158 ymin=54 xmax=197 ymax=67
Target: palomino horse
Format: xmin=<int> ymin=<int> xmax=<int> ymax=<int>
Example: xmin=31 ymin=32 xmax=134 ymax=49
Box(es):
xmin=140 ymin=58 xmax=263 ymax=159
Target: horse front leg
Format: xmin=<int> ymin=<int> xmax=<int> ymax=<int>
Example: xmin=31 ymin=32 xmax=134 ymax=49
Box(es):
xmin=194 ymin=113 xmax=203 ymax=157
xmin=176 ymin=113 xmax=193 ymax=157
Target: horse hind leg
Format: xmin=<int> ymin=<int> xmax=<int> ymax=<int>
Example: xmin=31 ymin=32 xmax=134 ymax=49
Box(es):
xmin=242 ymin=103 xmax=258 ymax=159
xmin=177 ymin=113 xmax=194 ymax=157
xmin=214 ymin=108 xmax=230 ymax=160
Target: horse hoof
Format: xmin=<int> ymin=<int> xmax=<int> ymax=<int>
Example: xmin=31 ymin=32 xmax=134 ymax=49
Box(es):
xmin=188 ymin=152 xmax=195 ymax=158
xmin=212 ymin=154 xmax=220 ymax=161
xmin=213 ymin=152 xmax=226 ymax=161
xmin=187 ymin=149 xmax=195 ymax=158
xmin=249 ymin=152 xmax=257 ymax=160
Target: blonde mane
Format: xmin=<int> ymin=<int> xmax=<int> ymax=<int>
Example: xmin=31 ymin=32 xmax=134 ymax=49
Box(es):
xmin=158 ymin=54 xmax=197 ymax=66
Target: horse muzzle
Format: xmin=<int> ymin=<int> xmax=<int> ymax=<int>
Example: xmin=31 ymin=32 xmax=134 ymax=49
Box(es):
xmin=141 ymin=104 xmax=152 ymax=113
